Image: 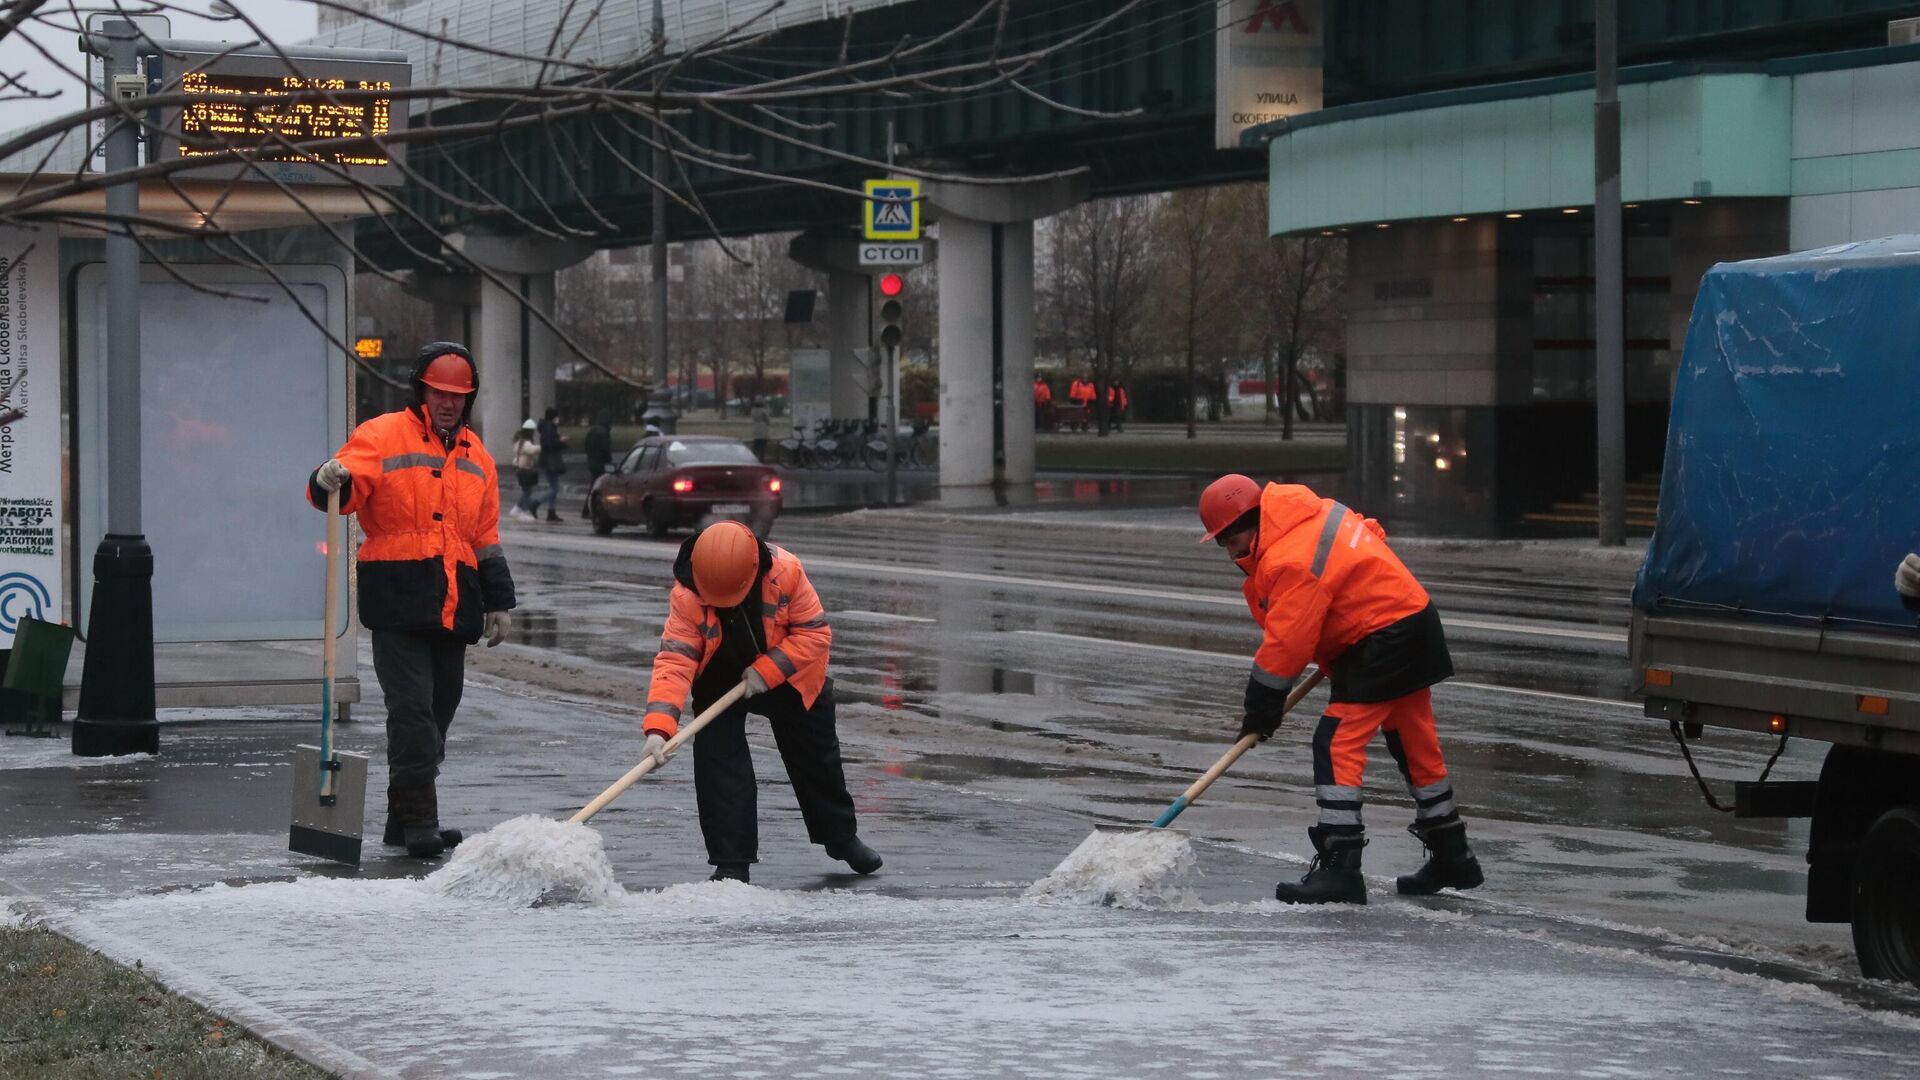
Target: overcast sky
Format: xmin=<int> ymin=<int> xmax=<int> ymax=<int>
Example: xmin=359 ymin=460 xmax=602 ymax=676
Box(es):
xmin=1 ymin=2 xmax=319 ymax=134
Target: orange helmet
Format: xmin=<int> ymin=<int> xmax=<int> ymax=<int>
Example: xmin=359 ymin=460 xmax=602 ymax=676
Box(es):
xmin=1197 ymin=474 xmax=1262 ymax=543
xmin=691 ymin=521 xmax=759 ymax=607
xmin=419 ymin=351 xmax=476 ymax=394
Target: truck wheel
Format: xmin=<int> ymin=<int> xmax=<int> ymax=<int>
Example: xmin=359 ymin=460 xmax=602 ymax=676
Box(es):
xmin=1852 ymin=805 xmax=1920 ymax=986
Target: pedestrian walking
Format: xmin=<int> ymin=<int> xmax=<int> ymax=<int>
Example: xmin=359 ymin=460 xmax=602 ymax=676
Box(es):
xmin=536 ymin=407 xmax=567 ymax=523
xmin=750 ymin=400 xmax=772 ymax=462
xmin=307 ymin=342 xmax=515 ymax=859
xmin=581 ymin=413 xmax=613 ymax=519
xmin=639 ymin=521 xmax=882 ymax=884
xmin=1197 ymin=474 xmax=1483 ymax=904
xmin=1107 ymin=381 xmax=1129 ymax=433
xmin=510 ymin=419 xmax=540 ymax=522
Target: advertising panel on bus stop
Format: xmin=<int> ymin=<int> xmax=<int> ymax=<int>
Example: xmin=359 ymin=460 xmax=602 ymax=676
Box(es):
xmin=0 ymin=226 xmax=61 ymax=649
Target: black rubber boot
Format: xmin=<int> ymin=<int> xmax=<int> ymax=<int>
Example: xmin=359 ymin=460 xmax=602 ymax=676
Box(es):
xmin=383 ymin=786 xmax=464 ymax=851
xmin=826 ymin=836 xmax=883 ymax=875
xmin=1274 ymin=827 xmax=1367 ymax=905
xmin=381 ymin=818 xmax=463 ymax=851
xmin=1396 ymin=821 xmax=1484 ymax=896
xmin=709 ymin=863 xmax=750 ymax=883
xmin=387 ymin=783 xmax=450 ymax=859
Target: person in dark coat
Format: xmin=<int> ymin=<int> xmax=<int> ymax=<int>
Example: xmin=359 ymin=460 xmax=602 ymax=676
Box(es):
xmin=581 ymin=413 xmax=613 ymax=519
xmin=536 ymin=407 xmax=568 ymax=523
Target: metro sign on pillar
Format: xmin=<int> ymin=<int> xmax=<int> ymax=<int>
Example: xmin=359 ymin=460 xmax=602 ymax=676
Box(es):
xmin=1215 ymin=0 xmax=1323 ymax=149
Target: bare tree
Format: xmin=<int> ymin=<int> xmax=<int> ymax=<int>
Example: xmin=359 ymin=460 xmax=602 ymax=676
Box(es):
xmin=1153 ymin=188 xmax=1235 ymax=438
xmin=1214 ymin=184 xmax=1346 ymax=434
xmin=1042 ymin=194 xmax=1155 ymax=436
xmin=556 ymin=252 xmax=644 ymax=379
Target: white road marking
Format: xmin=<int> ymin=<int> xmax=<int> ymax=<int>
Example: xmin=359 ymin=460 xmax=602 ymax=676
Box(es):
xmin=839 ymin=610 xmax=937 ymax=623
xmin=1011 ymin=630 xmax=1639 ymax=710
xmin=509 ymin=532 xmax=1628 ymax=645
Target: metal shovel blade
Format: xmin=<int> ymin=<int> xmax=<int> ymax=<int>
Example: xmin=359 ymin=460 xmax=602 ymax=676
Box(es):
xmin=288 ymin=744 xmax=368 ymax=866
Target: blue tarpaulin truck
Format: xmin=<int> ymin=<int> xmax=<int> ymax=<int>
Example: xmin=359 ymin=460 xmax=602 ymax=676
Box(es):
xmin=1632 ymin=236 xmax=1920 ymax=987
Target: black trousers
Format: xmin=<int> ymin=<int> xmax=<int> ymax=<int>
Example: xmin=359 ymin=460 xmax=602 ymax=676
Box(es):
xmin=692 ymin=677 xmax=858 ymax=866
xmin=371 ymin=629 xmax=466 ymax=787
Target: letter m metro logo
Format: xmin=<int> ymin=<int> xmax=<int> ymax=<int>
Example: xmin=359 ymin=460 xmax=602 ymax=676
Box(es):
xmin=1245 ymin=0 xmax=1309 ymax=34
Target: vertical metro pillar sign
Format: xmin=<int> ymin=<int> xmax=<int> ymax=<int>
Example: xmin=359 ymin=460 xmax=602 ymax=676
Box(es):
xmin=863 ymin=178 xmax=921 ymax=242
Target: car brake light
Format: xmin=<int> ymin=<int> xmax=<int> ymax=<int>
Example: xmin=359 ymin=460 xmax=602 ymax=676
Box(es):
xmin=768 ymin=478 xmax=783 ymax=493
xmin=672 ymin=478 xmax=693 ymax=493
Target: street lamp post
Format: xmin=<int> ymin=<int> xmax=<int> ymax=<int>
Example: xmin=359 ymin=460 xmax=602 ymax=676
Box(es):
xmin=1594 ymin=0 xmax=1627 ymax=547
xmin=648 ymin=0 xmax=675 ymax=434
xmin=73 ymin=19 xmax=159 ymax=755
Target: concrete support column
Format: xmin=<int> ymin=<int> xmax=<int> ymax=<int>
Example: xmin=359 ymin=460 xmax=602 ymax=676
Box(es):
xmin=925 ymin=171 xmax=1087 ymax=492
xmin=473 ymin=274 xmax=526 ymax=457
xmin=935 ymin=217 xmax=996 ymax=488
xmin=437 ymin=230 xmax=592 ymax=458
xmin=827 ymin=271 xmax=872 ymax=419
xmin=998 ymin=222 xmax=1036 ymax=486
xmin=523 ymin=272 xmax=558 ymax=423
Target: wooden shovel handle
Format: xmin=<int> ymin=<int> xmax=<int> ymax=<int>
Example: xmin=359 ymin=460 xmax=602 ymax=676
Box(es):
xmin=569 ymin=681 xmax=749 ymax=824
xmin=1178 ymin=667 xmax=1326 ymax=807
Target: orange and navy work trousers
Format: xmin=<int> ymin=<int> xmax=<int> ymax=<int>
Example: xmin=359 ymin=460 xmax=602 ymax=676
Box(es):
xmin=1310 ymin=687 xmax=1459 ymax=840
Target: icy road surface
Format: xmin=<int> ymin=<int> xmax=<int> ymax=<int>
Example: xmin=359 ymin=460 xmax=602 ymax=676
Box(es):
xmin=6 ymin=509 xmax=1920 ymax=1077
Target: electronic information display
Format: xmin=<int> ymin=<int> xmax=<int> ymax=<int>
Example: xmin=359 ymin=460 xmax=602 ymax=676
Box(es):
xmin=155 ymin=44 xmax=410 ymax=187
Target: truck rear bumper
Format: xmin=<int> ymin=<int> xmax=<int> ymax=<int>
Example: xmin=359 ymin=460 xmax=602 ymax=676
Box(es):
xmin=1644 ymin=696 xmax=1920 ymax=757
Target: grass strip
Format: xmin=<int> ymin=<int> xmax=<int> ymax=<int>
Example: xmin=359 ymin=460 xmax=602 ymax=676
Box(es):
xmin=1 ymin=921 xmax=331 ymax=1080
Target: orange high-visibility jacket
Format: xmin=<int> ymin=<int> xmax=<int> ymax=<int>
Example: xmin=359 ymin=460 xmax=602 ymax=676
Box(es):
xmin=1070 ymin=379 xmax=1097 ymax=405
xmin=1108 ymin=385 xmax=1128 ymax=409
xmin=643 ymin=539 xmax=831 ymax=739
xmin=307 ymin=405 xmax=513 ymax=641
xmin=1242 ymin=483 xmax=1450 ymax=704
xmin=1034 ymin=379 xmax=1054 ymax=405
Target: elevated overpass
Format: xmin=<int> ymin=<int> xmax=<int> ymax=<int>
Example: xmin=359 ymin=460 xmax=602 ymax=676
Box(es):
xmin=314 ymin=0 xmax=1256 ymax=489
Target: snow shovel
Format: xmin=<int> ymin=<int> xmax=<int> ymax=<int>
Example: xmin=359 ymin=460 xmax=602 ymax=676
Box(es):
xmin=289 ymin=487 xmax=369 ymax=866
xmin=569 ymin=681 xmax=749 ymax=823
xmin=1044 ymin=668 xmax=1327 ymax=886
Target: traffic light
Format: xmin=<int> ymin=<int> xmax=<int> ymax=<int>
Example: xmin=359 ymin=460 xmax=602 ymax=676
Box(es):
xmin=876 ymin=272 xmax=905 ymax=351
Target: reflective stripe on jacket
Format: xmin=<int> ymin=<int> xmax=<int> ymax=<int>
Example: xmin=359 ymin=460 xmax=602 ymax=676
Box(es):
xmin=307 ymin=406 xmax=513 ymax=640
xmin=642 ymin=540 xmax=831 ymax=738
xmin=1241 ymin=483 xmax=1449 ymax=703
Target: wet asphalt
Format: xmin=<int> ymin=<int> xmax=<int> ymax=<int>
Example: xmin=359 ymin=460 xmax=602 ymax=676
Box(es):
xmin=5 ymin=500 xmax=1919 ymax=1078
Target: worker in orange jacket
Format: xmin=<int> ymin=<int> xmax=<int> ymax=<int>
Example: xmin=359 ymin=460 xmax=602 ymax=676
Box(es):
xmin=1070 ymin=375 xmax=1096 ymax=408
xmin=1033 ymin=374 xmax=1054 ymax=430
xmin=1107 ymin=381 xmax=1129 ymax=432
xmin=307 ymin=343 xmax=515 ymax=859
xmin=1198 ymin=475 xmax=1484 ymax=904
xmin=641 ymin=521 xmax=881 ymax=883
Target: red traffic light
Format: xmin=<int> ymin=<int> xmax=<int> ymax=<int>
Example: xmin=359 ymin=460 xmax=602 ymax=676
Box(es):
xmin=878 ymin=272 xmax=905 ymax=297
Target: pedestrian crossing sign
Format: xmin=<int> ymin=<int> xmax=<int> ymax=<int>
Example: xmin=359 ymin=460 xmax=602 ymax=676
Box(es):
xmin=863 ymin=178 xmax=921 ymax=240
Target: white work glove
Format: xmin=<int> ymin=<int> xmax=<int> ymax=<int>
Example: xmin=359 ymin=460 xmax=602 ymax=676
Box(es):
xmin=1897 ymin=553 xmax=1920 ymax=598
xmin=643 ymin=733 xmax=672 ymax=769
xmin=485 ymin=610 xmax=511 ymax=648
xmin=314 ymin=458 xmax=351 ymax=493
xmin=743 ymin=666 xmax=769 ymax=697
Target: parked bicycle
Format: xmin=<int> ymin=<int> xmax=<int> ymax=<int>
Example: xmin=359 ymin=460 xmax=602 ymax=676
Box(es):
xmin=863 ymin=418 xmax=936 ymax=471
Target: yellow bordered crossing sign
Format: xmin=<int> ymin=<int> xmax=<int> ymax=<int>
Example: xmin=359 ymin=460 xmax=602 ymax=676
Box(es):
xmin=863 ymin=178 xmax=921 ymax=240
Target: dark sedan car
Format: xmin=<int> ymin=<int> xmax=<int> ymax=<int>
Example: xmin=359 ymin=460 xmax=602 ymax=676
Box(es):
xmin=588 ymin=435 xmax=783 ymax=538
